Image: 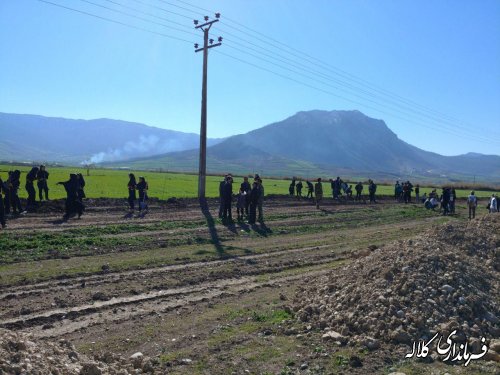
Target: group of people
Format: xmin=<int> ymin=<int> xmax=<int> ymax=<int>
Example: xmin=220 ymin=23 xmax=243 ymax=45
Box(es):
xmin=127 ymin=173 xmax=149 ymax=212
xmin=0 ymin=167 xmax=87 ymax=227
xmin=220 ymin=174 xmax=264 ymax=224
xmin=0 ymin=166 xmax=50 ymax=215
xmin=394 ymin=180 xmax=418 ymax=203
xmin=422 ymin=187 xmax=457 ymax=215
xmin=287 ymin=177 xmax=378 ymax=208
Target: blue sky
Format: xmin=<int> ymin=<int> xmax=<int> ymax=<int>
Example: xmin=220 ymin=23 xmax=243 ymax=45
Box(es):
xmin=1 ymin=0 xmax=499 ymax=156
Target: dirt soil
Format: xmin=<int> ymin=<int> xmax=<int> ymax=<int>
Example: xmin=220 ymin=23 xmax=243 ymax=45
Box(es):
xmin=0 ymin=196 xmax=498 ymax=374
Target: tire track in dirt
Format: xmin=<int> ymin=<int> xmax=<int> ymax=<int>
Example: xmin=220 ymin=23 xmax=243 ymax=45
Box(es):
xmin=3 ymin=269 xmax=333 ymax=339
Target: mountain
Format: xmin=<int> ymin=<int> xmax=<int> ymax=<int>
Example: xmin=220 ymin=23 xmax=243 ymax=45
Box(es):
xmin=115 ymin=110 xmax=500 ymax=182
xmin=0 ymin=113 xmax=223 ymax=164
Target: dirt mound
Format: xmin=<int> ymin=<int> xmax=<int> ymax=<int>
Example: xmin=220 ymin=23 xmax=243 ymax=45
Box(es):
xmin=292 ymin=215 xmax=500 ymax=348
xmin=0 ymin=328 xmax=158 ymax=374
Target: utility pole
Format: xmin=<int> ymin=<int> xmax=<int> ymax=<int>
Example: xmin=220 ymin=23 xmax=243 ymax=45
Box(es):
xmin=194 ymin=14 xmax=222 ymax=200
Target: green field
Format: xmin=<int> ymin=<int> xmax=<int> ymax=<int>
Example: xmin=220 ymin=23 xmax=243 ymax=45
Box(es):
xmin=0 ymin=164 xmax=497 ymax=200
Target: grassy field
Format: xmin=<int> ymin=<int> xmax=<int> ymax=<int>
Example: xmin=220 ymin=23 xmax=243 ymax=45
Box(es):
xmin=0 ymin=164 xmax=497 ymax=200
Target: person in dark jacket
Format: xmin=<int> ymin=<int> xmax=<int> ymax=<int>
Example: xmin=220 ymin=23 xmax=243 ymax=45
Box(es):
xmin=58 ymin=174 xmax=83 ymax=218
xmin=218 ymin=177 xmax=226 ymax=218
xmin=76 ymin=173 xmax=86 ymax=202
xmin=315 ymin=178 xmax=323 ymax=209
xmin=137 ymin=176 xmax=148 ymax=212
xmin=306 ymin=180 xmax=314 ymax=200
xmin=368 ymin=179 xmax=377 ymax=203
xmin=256 ymin=176 xmax=265 ymax=222
xmin=9 ymin=170 xmax=23 ymax=214
xmin=25 ymin=167 xmax=39 ymax=211
xmin=240 ymin=176 xmax=251 ymax=216
xmin=333 ymin=177 xmax=341 ymax=200
xmin=296 ymin=180 xmax=303 ymax=198
xmin=449 ymin=188 xmax=456 ymax=214
xmin=37 ymin=165 xmax=49 ymax=201
xmin=355 ymin=182 xmax=363 ymax=201
xmin=127 ymin=173 xmax=137 ymax=210
xmin=222 ymin=175 xmax=233 ymax=223
xmin=3 ymin=171 xmax=11 ymax=214
xmin=289 ymin=179 xmax=295 ymax=196
xmin=441 ymin=187 xmax=450 ymax=216
xmin=248 ymin=181 xmax=260 ymax=225
xmin=0 ymin=176 xmax=6 ymax=229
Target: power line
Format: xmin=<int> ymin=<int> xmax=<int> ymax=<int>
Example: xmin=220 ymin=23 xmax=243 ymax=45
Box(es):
xmin=129 ymin=0 xmax=194 ymax=21
xmin=220 ymin=42 xmax=498 ymax=143
xmin=168 ymin=0 xmax=497 ymax=137
xmin=213 ymin=49 xmax=499 ymax=145
xmin=104 ymin=0 xmax=193 ymax=30
xmin=35 ymin=0 xmax=195 ymax=44
xmin=35 ymin=0 xmax=499 ymax=145
xmin=77 ymin=0 xmax=198 ymax=38
xmin=127 ymin=0 xmax=498 ymax=139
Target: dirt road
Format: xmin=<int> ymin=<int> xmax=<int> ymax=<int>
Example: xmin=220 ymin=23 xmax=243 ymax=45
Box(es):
xmin=1 ymin=196 xmax=481 ymax=374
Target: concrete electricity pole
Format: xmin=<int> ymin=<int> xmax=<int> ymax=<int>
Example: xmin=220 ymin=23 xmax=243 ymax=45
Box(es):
xmin=194 ymin=14 xmax=222 ymax=200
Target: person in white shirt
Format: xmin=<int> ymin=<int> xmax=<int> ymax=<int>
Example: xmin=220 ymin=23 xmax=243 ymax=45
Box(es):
xmin=489 ymin=194 xmax=498 ymax=213
xmin=467 ymin=191 xmax=477 ymax=219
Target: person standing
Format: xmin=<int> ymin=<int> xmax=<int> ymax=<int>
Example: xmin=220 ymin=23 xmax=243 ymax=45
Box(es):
xmin=314 ymin=178 xmax=323 ymax=209
xmin=306 ymin=180 xmax=314 ymax=200
xmin=467 ymin=191 xmax=477 ymax=220
xmin=10 ymin=170 xmax=23 ymax=214
xmin=289 ymin=179 xmax=295 ymax=196
xmin=441 ymin=188 xmax=450 ymax=216
xmin=256 ymin=176 xmax=265 ymax=222
xmin=76 ymin=173 xmax=86 ymax=203
xmin=449 ymin=188 xmax=456 ymax=214
xmin=333 ymin=177 xmax=341 ymax=200
xmin=25 ymin=167 xmax=39 ymax=211
xmin=137 ymin=176 xmax=149 ymax=212
xmin=3 ymin=171 xmax=12 ymax=214
xmin=248 ymin=181 xmax=259 ymax=224
xmin=355 ymin=182 xmax=363 ymax=201
xmin=236 ymin=188 xmax=246 ymax=221
xmin=127 ymin=173 xmax=137 ymax=210
xmin=240 ymin=176 xmax=251 ymax=217
xmin=0 ymin=176 xmax=6 ymax=229
xmin=37 ymin=165 xmax=49 ymax=201
xmin=489 ymin=194 xmax=498 ymax=213
xmin=368 ymin=179 xmax=377 ymax=203
xmin=218 ymin=176 xmax=226 ymax=218
xmin=296 ymin=180 xmax=303 ymax=198
xmin=415 ymin=184 xmax=420 ymax=203
xmin=57 ymin=174 xmax=82 ymax=219
xmin=394 ymin=181 xmax=401 ymax=202
xmin=222 ymin=175 xmax=233 ymax=223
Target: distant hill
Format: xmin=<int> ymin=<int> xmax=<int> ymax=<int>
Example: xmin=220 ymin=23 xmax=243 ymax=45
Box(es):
xmin=114 ymin=110 xmax=500 ymax=182
xmin=0 ymin=113 xmax=223 ymax=164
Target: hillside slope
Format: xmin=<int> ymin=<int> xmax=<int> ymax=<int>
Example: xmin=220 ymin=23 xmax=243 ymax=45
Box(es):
xmin=0 ymin=113 xmax=223 ymax=164
xmin=117 ymin=110 xmax=500 ymax=181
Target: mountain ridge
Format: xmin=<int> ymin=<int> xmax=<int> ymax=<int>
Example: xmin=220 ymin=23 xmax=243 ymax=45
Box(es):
xmin=0 ymin=113 xmax=224 ymax=164
xmin=112 ymin=110 xmax=499 ymax=182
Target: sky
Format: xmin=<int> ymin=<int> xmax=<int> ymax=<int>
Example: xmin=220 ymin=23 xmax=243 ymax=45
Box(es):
xmin=1 ymin=0 xmax=499 ymax=156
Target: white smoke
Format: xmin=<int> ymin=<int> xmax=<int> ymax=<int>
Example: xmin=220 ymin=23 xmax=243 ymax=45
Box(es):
xmin=81 ymin=135 xmax=187 ymax=165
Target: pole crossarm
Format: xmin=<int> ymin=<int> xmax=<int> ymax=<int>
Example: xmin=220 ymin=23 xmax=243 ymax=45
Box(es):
xmin=195 ymin=19 xmax=219 ymax=30
xmin=195 ymin=42 xmax=222 ymax=53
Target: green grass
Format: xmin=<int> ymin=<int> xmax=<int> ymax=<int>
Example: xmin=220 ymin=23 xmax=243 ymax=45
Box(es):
xmin=1 ymin=164 xmax=496 ymax=200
